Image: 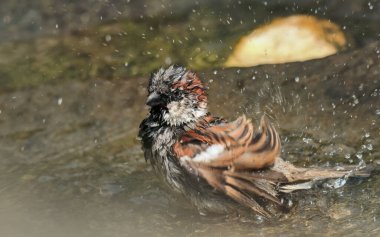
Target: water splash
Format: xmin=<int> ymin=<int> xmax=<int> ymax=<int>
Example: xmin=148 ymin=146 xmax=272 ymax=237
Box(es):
xmin=331 ymin=159 xmax=367 ymax=189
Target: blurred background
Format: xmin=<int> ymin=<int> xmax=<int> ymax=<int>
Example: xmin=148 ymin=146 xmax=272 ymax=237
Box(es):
xmin=0 ymin=1 xmax=379 ymax=237
xmin=0 ymin=0 xmax=379 ymax=90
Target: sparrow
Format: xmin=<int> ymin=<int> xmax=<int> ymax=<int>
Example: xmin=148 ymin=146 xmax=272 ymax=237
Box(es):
xmin=139 ymin=65 xmax=370 ymax=218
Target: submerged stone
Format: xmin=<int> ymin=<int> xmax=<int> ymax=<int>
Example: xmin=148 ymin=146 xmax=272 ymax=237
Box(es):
xmin=225 ymin=15 xmax=347 ymax=67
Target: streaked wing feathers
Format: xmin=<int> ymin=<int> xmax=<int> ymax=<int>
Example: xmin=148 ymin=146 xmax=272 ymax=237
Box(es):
xmin=174 ymin=115 xmax=282 ymax=217
xmin=175 ymin=115 xmax=281 ymax=170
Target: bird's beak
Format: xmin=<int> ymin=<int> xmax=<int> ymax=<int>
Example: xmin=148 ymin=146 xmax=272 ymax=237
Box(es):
xmin=146 ymin=92 xmax=163 ymax=107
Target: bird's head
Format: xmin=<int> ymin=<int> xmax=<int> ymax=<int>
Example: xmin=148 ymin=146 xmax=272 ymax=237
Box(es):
xmin=146 ymin=65 xmax=208 ymax=127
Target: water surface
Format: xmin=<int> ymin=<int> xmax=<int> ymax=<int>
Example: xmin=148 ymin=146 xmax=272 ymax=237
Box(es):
xmin=0 ymin=1 xmax=379 ymax=236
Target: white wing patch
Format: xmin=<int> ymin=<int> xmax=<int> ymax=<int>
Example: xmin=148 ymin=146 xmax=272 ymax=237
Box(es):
xmin=190 ymin=144 xmax=225 ymax=163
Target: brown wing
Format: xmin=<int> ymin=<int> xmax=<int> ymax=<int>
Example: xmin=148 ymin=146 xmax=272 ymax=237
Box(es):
xmin=173 ymin=115 xmax=282 ymax=217
xmin=175 ymin=115 xmax=281 ymax=169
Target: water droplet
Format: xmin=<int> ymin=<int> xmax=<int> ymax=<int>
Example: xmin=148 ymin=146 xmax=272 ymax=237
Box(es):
xmin=333 ymin=178 xmax=347 ymax=188
xmin=302 ymin=138 xmax=312 ymax=144
xmin=367 ymin=144 xmax=373 ymax=151
xmin=368 ymin=2 xmax=374 ymax=10
xmin=355 ymin=153 xmax=363 ymax=160
xmin=165 ymin=57 xmax=172 ymax=65
xmin=351 ymin=95 xmax=359 ymax=106
xmin=105 ymin=34 xmax=112 ymax=42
